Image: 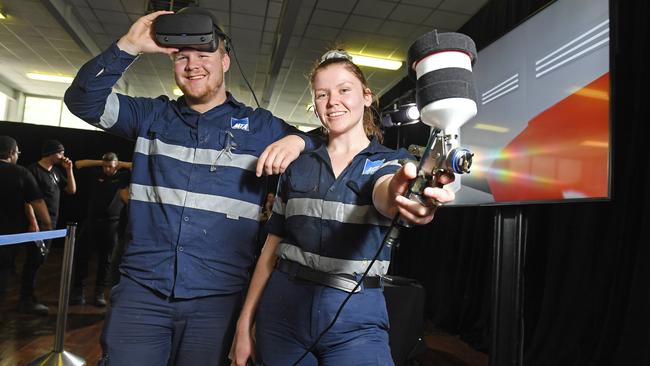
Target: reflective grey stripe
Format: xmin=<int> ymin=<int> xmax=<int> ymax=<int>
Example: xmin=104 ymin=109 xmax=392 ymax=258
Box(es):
xmin=134 ymin=137 xmax=258 ymax=171
xmin=98 ymin=92 xmax=120 ymax=129
xmin=277 ymin=243 xmax=390 ymax=276
xmin=123 ymin=55 xmax=139 ymax=71
xmin=285 ymin=198 xmax=391 ymax=226
xmin=130 ymin=183 xmax=262 ymax=221
xmin=272 ymin=196 xmax=286 ymax=215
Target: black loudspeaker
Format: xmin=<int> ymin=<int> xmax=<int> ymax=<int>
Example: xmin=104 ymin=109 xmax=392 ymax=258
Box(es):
xmin=384 ymin=276 xmax=427 ymax=366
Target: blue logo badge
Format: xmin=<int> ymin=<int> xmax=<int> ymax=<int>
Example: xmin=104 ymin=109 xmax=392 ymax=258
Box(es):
xmin=231 ymin=117 xmax=250 ymax=131
xmin=362 ymin=159 xmax=385 ymax=175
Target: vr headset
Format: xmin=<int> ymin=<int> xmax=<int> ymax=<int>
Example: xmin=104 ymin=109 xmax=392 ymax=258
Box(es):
xmin=154 ymin=7 xmax=229 ymax=53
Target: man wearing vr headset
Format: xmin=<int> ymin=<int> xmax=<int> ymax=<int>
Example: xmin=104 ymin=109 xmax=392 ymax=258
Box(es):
xmin=64 ymin=8 xmax=319 ymax=366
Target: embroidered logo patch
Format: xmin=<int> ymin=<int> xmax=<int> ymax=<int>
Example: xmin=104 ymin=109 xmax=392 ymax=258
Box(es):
xmin=362 ymin=159 xmax=385 ymax=175
xmin=231 ymin=117 xmax=250 ymax=131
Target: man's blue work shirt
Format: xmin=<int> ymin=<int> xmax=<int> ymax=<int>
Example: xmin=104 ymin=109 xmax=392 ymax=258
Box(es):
xmin=268 ymin=138 xmax=413 ymax=276
xmin=64 ymin=43 xmax=317 ymax=298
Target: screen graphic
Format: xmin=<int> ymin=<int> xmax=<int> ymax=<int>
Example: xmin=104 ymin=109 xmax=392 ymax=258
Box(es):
xmin=453 ymin=0 xmax=610 ymax=205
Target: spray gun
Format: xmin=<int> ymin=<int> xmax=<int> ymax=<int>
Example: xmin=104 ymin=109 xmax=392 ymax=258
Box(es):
xmin=385 ymin=30 xmax=478 ymax=246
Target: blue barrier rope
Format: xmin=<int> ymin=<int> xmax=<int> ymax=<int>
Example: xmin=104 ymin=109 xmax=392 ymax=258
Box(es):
xmin=0 ymin=229 xmax=68 ymax=246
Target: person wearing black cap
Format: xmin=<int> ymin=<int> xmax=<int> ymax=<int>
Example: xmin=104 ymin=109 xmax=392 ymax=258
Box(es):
xmin=0 ymin=136 xmax=52 ymax=314
xmin=20 ymin=139 xmax=76 ymax=314
xmin=64 ymin=8 xmax=321 ymax=366
xmin=70 ymin=152 xmax=131 ymax=307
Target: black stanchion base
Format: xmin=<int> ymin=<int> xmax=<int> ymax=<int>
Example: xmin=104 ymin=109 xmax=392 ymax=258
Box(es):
xmin=27 ymin=350 xmax=86 ymax=366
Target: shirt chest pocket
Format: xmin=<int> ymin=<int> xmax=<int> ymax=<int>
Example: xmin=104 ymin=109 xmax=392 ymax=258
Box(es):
xmin=203 ymin=130 xmax=263 ymax=173
xmin=288 ymin=174 xmax=318 ymax=193
xmin=142 ymin=121 xmax=190 ymax=173
xmin=345 ymin=177 xmax=374 ymax=202
xmin=228 ymin=129 xmax=266 ymax=156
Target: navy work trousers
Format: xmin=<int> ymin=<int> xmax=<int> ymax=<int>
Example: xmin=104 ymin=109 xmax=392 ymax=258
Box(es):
xmin=99 ymin=275 xmax=243 ymax=366
xmin=73 ymin=219 xmax=120 ymax=293
xmin=255 ymin=270 xmax=394 ymax=366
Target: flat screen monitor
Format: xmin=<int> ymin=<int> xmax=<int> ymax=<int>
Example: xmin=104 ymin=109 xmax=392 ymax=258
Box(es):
xmin=451 ymin=0 xmax=611 ymax=206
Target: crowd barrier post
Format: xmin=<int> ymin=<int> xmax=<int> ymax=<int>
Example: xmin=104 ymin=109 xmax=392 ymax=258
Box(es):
xmin=28 ymin=222 xmax=86 ymax=366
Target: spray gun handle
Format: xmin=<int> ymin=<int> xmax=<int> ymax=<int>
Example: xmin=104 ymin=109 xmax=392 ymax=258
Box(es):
xmin=396 ymin=141 xmax=446 ymax=229
xmin=396 ymin=130 xmax=472 ymax=229
xmin=396 ymin=170 xmax=446 ymax=228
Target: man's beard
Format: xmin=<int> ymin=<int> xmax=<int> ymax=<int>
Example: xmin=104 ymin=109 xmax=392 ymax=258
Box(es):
xmin=178 ymin=77 xmax=224 ymax=105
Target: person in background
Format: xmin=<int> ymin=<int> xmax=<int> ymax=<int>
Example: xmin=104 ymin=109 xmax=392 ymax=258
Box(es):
xmin=254 ymin=190 xmax=277 ymax=265
xmin=0 ymin=136 xmax=52 ymax=315
xmin=230 ymin=50 xmax=456 ymax=366
xmin=19 ymin=139 xmax=76 ymax=315
xmin=107 ymin=185 xmax=130 ymax=288
xmin=260 ymin=192 xmax=276 ymax=223
xmin=64 ymin=8 xmax=320 ymax=365
xmin=70 ymin=152 xmax=131 ymax=306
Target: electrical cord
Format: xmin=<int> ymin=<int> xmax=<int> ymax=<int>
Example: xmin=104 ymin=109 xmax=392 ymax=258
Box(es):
xmin=226 ymin=36 xmax=261 ymax=108
xmin=290 ymin=216 xmax=402 ymax=366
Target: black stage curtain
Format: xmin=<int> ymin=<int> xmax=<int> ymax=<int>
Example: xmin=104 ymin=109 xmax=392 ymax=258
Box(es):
xmin=0 ymin=121 xmax=135 ymax=231
xmin=390 ymin=0 xmax=649 ymax=364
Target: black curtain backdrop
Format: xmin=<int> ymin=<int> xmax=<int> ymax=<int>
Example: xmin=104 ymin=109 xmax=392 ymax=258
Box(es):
xmin=387 ymin=0 xmax=649 ymax=365
xmin=0 ymin=121 xmax=135 ymax=233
